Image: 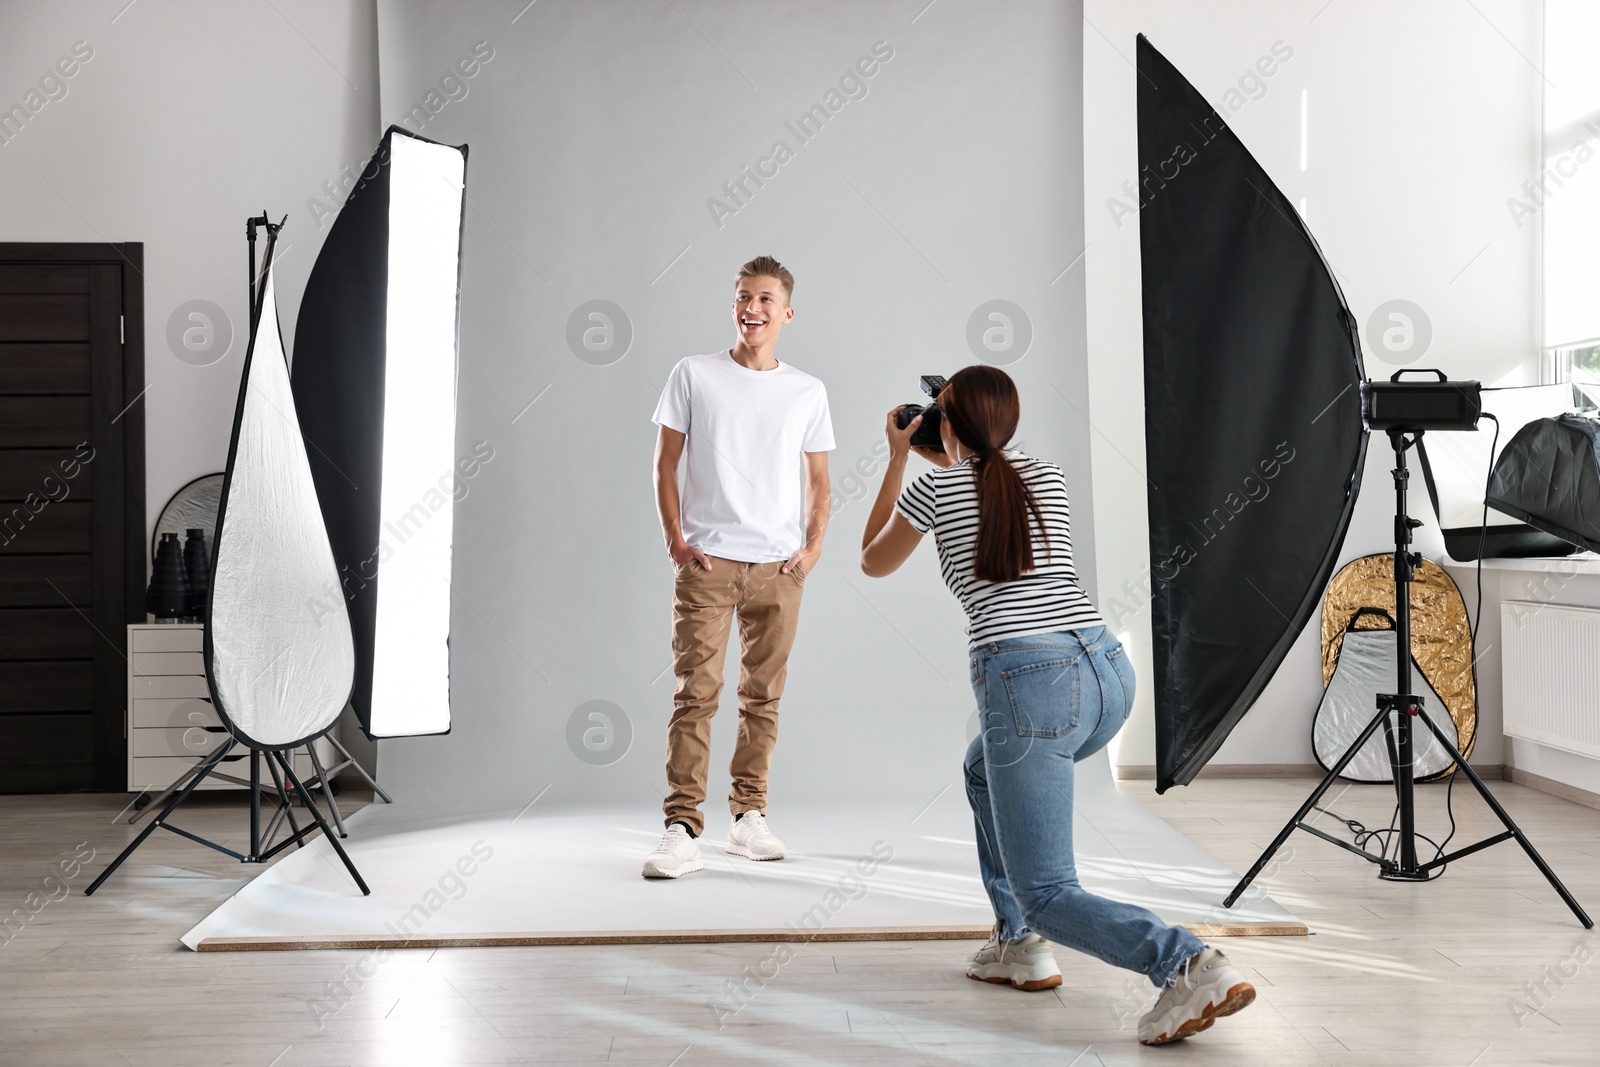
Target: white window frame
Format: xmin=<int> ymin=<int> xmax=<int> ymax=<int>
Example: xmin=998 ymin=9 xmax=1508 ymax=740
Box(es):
xmin=1540 ymin=0 xmax=1600 ymax=395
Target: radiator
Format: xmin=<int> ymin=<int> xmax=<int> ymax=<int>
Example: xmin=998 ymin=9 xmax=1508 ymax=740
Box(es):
xmin=1502 ymin=600 xmax=1600 ymax=759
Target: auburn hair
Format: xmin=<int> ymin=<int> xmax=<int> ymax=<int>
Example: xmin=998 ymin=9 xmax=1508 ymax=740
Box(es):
xmin=938 ymin=366 xmax=1050 ymax=583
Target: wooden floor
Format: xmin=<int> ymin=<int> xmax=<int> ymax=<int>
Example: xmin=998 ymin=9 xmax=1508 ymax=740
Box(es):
xmin=1 ymin=777 xmax=1596 ymax=1066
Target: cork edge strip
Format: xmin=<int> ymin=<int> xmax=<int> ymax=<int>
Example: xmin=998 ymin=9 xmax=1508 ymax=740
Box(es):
xmin=194 ymin=921 xmax=1307 ymax=951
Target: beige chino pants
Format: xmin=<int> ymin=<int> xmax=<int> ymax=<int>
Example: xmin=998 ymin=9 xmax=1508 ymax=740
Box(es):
xmin=663 ymin=554 xmax=807 ymax=835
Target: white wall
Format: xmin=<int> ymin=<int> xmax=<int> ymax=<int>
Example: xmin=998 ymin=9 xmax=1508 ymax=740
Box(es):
xmin=1083 ymin=0 xmax=1542 ymax=774
xmin=373 ymin=0 xmax=1092 ymax=816
xmin=5 ymin=0 xmax=1542 ymax=795
xmin=0 ymin=0 xmax=382 ymax=773
xmin=0 ymin=0 xmax=379 ymax=560
xmin=0 ymin=0 xmax=380 ymax=777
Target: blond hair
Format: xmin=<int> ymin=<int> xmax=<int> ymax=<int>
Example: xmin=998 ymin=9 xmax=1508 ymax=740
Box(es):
xmin=735 ymin=255 xmax=794 ymax=303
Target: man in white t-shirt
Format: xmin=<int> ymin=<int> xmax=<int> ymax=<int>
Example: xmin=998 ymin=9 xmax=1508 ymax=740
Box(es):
xmin=642 ymin=255 xmax=835 ymax=879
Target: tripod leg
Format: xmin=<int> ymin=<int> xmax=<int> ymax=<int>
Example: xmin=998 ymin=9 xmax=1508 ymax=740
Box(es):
xmin=272 ymin=750 xmax=370 ymax=895
xmin=329 ymin=733 xmax=392 ymax=804
xmin=86 ymin=741 xmax=235 ymax=896
xmin=261 ymin=785 xmax=290 ymax=849
xmin=263 ymin=749 xmax=303 ymax=849
xmin=305 ymin=739 xmax=347 ymax=838
xmin=250 ymin=751 xmax=262 ymax=858
xmin=1414 ymin=709 xmax=1593 ymax=928
xmin=129 ymin=760 xmax=207 ymax=825
xmin=1224 ymin=703 xmax=1395 ymax=907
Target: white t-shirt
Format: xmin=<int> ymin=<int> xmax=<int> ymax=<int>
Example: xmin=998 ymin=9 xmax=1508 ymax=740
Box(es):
xmin=652 ymin=351 xmax=835 ymax=563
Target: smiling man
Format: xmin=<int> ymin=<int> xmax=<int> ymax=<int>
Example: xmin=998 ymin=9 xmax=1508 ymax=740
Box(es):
xmin=644 ymin=255 xmax=834 ymax=879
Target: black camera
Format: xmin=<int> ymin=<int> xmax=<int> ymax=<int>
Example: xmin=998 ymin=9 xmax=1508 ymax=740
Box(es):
xmin=896 ymin=375 xmax=948 ymax=453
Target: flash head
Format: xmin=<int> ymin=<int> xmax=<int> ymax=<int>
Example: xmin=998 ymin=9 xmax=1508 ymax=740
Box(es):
xmin=1360 ymin=369 xmax=1482 ymax=433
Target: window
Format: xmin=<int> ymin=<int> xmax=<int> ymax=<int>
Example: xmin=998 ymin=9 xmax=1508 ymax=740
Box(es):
xmin=1541 ymin=1 xmax=1600 ymax=379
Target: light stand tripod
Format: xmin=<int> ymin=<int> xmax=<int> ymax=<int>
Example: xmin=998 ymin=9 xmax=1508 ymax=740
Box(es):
xmin=86 ymin=738 xmax=369 ymax=895
xmin=129 ymin=214 xmax=393 ymax=840
xmin=85 ymin=214 xmax=371 ymax=898
xmin=1224 ymin=428 xmax=1591 ymax=927
xmin=129 ymin=725 xmax=391 ymax=839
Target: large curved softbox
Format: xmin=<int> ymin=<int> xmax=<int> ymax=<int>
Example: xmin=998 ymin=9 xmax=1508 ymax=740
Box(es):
xmin=1137 ymin=35 xmax=1367 ymax=791
xmin=291 ymin=126 xmax=468 ymax=739
xmin=205 ymin=256 xmax=356 ymax=749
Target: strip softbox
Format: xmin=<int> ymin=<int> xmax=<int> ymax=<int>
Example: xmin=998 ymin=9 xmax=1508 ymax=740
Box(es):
xmin=206 ymin=254 xmax=356 ymax=749
xmin=1137 ymin=35 xmax=1368 ymax=791
xmin=291 ymin=126 xmax=468 ymax=739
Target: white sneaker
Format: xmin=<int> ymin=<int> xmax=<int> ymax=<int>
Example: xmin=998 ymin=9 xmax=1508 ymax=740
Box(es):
xmin=642 ymin=823 xmax=704 ymax=879
xmin=725 ymin=810 xmax=784 ymax=861
xmin=966 ymin=926 xmax=1063 ymax=991
xmin=1137 ymin=947 xmax=1255 ymax=1045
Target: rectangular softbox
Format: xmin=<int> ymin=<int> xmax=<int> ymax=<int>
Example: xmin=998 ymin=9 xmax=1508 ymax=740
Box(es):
xmin=1137 ymin=36 xmax=1367 ymax=791
xmin=291 ymin=127 xmax=468 ymax=739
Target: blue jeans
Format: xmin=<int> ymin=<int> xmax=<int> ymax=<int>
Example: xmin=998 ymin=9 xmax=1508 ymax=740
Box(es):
xmin=964 ymin=625 xmax=1205 ymax=987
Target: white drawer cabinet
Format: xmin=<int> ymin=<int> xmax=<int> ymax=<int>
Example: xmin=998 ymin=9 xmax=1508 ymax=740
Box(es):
xmin=125 ymin=624 xmax=329 ymax=793
xmin=131 ymin=651 xmax=204 ymax=675
xmin=132 ymin=726 xmax=232 ymax=758
xmin=130 ymin=674 xmax=211 ymax=699
xmin=132 ymin=697 xmax=223 ymax=730
xmin=128 ymin=753 xmax=320 ymax=792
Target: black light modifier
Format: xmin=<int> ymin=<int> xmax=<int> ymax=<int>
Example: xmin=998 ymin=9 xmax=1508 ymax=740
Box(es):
xmin=291 ymin=126 xmax=468 ymax=740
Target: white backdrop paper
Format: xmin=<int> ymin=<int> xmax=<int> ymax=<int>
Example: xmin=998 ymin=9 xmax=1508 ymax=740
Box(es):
xmin=374 ymin=1 xmax=1092 ymax=815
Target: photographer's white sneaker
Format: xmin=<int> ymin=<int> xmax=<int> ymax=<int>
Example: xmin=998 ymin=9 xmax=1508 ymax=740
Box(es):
xmin=966 ymin=927 xmax=1063 ymax=991
xmin=1137 ymin=947 xmax=1255 ymax=1045
xmin=725 ymin=810 xmax=785 ymax=861
xmin=642 ymin=823 xmax=704 ymax=879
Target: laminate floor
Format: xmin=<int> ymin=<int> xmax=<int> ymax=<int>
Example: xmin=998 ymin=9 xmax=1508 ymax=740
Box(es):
xmin=1 ymin=777 xmax=1595 ymax=1066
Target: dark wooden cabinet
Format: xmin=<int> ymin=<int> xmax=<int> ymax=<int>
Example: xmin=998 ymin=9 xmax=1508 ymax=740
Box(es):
xmin=0 ymin=245 xmax=144 ymax=792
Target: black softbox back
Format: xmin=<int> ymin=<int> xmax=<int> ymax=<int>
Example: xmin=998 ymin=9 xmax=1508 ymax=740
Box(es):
xmin=1486 ymin=414 xmax=1600 ymax=552
xmin=1137 ymin=36 xmax=1367 ymax=791
xmin=291 ymin=126 xmax=468 ymax=739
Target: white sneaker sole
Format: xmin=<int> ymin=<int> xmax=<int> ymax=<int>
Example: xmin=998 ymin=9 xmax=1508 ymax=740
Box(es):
xmin=641 ymin=857 xmax=705 ymax=879
xmin=1138 ymin=979 xmax=1256 ymax=1045
xmin=724 ymin=842 xmax=784 ymax=861
xmin=966 ymin=964 xmax=1062 ymax=992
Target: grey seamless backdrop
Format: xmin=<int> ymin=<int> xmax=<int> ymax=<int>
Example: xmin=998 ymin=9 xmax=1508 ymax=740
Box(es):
xmin=373 ymin=0 xmax=1093 ymax=816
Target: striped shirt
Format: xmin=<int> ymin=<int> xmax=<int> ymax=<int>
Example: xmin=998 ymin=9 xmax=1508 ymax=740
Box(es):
xmin=895 ymin=450 xmax=1104 ymax=647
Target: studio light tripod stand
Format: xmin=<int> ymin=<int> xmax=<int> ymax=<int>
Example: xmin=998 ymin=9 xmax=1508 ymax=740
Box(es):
xmin=86 ymin=737 xmax=369 ymax=896
xmin=1224 ymin=428 xmax=1592 ymax=928
xmin=85 ymin=214 xmax=371 ymax=898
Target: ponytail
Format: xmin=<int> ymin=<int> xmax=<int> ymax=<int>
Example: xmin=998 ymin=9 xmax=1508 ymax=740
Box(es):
xmin=939 ymin=367 xmax=1051 ymax=583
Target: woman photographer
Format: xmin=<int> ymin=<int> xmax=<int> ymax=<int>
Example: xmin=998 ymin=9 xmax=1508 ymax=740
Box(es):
xmin=860 ymin=365 xmax=1254 ymax=1046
